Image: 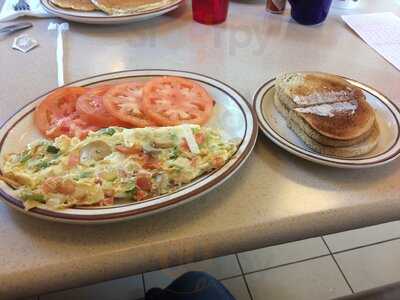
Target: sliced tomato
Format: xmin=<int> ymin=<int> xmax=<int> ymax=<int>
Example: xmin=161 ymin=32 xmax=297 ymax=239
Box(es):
xmin=142 ymin=76 xmax=214 ymax=126
xmin=142 ymin=155 xmax=161 ymax=170
xmin=136 ymin=189 xmax=148 ymax=201
xmin=34 ymin=87 xmax=99 ymax=139
xmin=136 ymin=173 xmax=152 ymax=192
xmin=180 ymin=139 xmax=190 ymax=152
xmin=103 ymin=82 xmax=153 ymax=128
xmin=57 ymin=179 xmax=76 ymax=195
xmin=195 ymin=132 xmax=205 ymax=144
xmin=212 ymin=156 xmax=225 ymax=168
xmin=115 ymin=145 xmax=143 ymax=155
xmin=42 ymin=177 xmax=75 ymax=195
xmin=50 ymin=113 xmax=99 ymax=140
xmin=98 ymin=197 xmax=114 ymax=206
xmin=143 ymin=161 xmax=161 ymax=170
xmin=67 ymin=152 xmax=80 ymax=168
xmin=191 ymin=157 xmax=199 ymax=167
xmin=76 ymin=85 xmax=130 ymax=128
xmin=42 ymin=177 xmax=61 ymax=194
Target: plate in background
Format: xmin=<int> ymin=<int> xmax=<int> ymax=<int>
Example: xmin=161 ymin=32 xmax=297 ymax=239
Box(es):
xmin=41 ymin=0 xmax=183 ymax=24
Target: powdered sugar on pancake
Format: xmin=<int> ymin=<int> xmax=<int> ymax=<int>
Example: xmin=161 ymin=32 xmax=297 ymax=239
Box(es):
xmin=295 ymin=100 xmax=358 ymax=118
xmin=293 ymin=89 xmax=354 ymax=106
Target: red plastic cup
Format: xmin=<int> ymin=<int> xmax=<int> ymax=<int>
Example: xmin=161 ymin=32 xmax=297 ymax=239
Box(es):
xmin=192 ymin=0 xmax=229 ymax=25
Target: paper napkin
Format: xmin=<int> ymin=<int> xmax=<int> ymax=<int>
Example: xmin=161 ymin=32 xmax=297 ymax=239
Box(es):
xmin=342 ymin=12 xmax=400 ymax=71
xmin=0 ymin=0 xmax=52 ymax=22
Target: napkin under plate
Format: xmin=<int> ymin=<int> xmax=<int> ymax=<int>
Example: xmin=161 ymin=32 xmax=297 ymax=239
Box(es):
xmin=0 ymin=0 xmax=52 ymax=22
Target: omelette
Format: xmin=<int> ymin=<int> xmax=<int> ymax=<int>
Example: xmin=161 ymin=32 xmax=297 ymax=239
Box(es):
xmin=0 ymin=125 xmax=237 ymax=210
xmin=49 ymin=0 xmax=97 ymax=11
xmin=90 ymin=0 xmax=178 ymax=16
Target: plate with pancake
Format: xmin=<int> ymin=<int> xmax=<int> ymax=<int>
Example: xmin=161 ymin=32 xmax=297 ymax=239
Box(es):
xmin=254 ymin=72 xmax=400 ymax=168
xmin=41 ymin=0 xmax=183 ymax=24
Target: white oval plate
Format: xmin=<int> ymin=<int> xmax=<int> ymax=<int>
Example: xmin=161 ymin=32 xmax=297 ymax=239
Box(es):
xmin=0 ymin=70 xmax=257 ymax=224
xmin=41 ymin=0 xmax=183 ymax=24
xmin=254 ymin=76 xmax=400 ymax=168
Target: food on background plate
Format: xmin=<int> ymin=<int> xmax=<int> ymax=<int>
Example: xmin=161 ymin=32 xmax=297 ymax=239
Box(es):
xmin=89 ymin=0 xmax=178 ymax=16
xmin=34 ymin=76 xmax=215 ymax=140
xmin=49 ymin=0 xmax=179 ymax=15
xmin=274 ymin=72 xmax=379 ymax=157
xmin=49 ymin=0 xmax=97 ymax=11
xmin=0 ymin=125 xmax=237 ymax=210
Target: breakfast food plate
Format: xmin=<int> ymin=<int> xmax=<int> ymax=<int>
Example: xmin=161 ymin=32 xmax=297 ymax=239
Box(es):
xmin=0 ymin=70 xmax=257 ymax=223
xmin=254 ymin=73 xmax=400 ymax=168
xmin=40 ymin=0 xmax=183 ymax=24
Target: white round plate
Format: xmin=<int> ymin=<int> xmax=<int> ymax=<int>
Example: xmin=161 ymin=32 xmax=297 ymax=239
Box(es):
xmin=41 ymin=0 xmax=183 ymax=24
xmin=254 ymin=76 xmax=400 ymax=168
xmin=0 ymin=70 xmax=257 ymax=224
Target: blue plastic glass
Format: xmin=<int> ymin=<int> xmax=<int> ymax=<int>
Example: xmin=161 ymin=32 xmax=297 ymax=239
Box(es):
xmin=288 ymin=0 xmax=333 ymax=25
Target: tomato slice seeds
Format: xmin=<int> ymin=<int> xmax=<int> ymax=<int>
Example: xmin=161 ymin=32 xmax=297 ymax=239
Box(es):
xmin=103 ymin=82 xmax=154 ymax=128
xmin=76 ymin=85 xmax=131 ymax=128
xmin=34 ymin=87 xmax=99 ymax=139
xmin=142 ymin=76 xmax=214 ymax=126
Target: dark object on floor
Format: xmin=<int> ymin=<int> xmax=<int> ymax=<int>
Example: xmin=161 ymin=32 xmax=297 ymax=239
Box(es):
xmin=145 ymin=271 xmax=236 ymax=300
xmin=333 ymin=281 xmax=400 ymax=300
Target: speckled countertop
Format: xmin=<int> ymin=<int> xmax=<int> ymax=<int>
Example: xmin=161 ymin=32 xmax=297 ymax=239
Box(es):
xmin=1 ymin=0 xmax=400 ymax=298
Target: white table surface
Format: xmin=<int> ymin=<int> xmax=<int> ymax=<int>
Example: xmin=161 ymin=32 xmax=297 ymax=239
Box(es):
xmin=0 ymin=0 xmax=400 ymax=298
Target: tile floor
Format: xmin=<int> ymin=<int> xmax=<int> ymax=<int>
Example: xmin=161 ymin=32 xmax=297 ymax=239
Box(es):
xmin=32 ymin=220 xmax=400 ymax=300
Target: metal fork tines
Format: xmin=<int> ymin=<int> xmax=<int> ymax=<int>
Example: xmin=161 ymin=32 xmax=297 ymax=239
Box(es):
xmin=14 ymin=0 xmax=30 ymax=11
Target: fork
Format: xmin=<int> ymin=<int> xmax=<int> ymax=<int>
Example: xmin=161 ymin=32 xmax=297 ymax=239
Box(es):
xmin=0 ymin=22 xmax=32 ymax=34
xmin=14 ymin=0 xmax=30 ymax=11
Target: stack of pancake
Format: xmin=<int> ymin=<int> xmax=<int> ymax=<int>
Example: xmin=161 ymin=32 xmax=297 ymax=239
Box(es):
xmin=274 ymin=72 xmax=379 ymax=158
xmin=49 ymin=0 xmax=176 ymax=15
